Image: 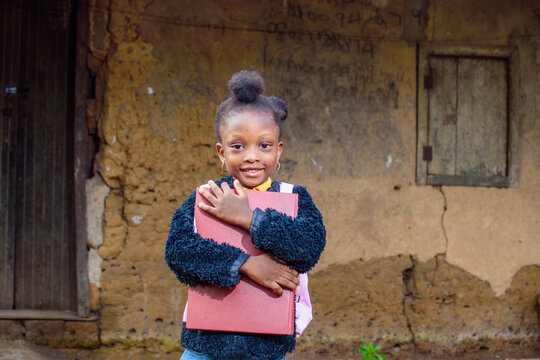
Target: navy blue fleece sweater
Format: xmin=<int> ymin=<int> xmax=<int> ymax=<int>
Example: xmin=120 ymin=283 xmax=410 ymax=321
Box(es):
xmin=165 ymin=176 xmax=326 ymax=360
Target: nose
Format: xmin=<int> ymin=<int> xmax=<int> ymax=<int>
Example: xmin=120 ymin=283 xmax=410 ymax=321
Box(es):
xmin=244 ymin=145 xmax=258 ymax=162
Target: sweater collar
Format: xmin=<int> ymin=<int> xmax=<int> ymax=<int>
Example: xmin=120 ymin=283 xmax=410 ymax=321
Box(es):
xmin=217 ymin=175 xmax=279 ymax=192
xmin=244 ymin=177 xmax=272 ymax=191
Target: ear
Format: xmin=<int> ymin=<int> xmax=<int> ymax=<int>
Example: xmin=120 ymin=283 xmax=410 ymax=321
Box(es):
xmin=216 ymin=143 xmax=225 ymax=162
xmin=276 ymin=141 xmax=284 ymax=161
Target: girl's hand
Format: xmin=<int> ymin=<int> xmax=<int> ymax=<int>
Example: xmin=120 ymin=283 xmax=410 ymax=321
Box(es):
xmin=198 ymin=179 xmax=254 ymax=230
xmin=239 ymin=254 xmax=299 ymax=296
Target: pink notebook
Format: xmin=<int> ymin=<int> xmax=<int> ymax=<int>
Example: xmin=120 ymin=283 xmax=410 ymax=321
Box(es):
xmin=186 ymin=188 xmax=298 ymax=335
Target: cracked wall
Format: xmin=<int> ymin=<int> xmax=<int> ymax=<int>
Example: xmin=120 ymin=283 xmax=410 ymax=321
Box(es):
xmin=293 ymin=257 xmax=540 ymax=359
xmin=84 ymin=0 xmax=540 ymax=354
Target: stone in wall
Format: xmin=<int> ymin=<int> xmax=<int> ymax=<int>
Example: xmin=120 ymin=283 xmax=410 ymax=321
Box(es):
xmin=63 ymin=322 xmax=100 ymax=347
xmin=99 ymin=193 xmax=127 ymax=260
xmin=0 ymin=320 xmax=24 ymax=340
xmin=25 ymin=320 xmax=65 ymax=344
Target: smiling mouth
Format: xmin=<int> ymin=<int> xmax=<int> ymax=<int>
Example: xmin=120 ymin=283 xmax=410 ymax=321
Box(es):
xmin=241 ymin=168 xmax=263 ymax=174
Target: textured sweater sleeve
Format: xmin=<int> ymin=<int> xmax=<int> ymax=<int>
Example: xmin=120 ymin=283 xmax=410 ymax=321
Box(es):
xmin=250 ymin=186 xmax=326 ymax=273
xmin=164 ymin=190 xmax=248 ymax=288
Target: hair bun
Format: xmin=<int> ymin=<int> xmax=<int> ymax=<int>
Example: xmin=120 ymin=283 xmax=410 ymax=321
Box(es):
xmin=228 ymin=70 xmax=264 ymax=103
xmin=268 ymin=96 xmax=288 ymax=122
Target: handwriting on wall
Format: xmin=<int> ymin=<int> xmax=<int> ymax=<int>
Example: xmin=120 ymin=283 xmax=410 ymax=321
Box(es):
xmin=253 ymin=2 xmax=409 ymax=175
xmin=128 ymin=1 xmax=404 ymax=57
xmin=262 ymin=1 xmax=402 ymax=56
xmin=134 ymin=1 xmax=410 ymax=111
xmin=256 ymin=1 xmax=406 ymax=113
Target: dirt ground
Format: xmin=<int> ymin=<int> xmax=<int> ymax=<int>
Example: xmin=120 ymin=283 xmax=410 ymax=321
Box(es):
xmin=11 ymin=340 xmax=539 ymax=360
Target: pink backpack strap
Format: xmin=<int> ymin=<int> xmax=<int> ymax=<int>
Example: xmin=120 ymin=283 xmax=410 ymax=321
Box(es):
xmin=279 ymin=182 xmax=294 ymax=194
xmin=280 ymin=182 xmax=313 ymax=337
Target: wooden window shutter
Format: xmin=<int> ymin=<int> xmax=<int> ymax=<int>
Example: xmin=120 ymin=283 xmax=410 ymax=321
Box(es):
xmin=417 ymin=46 xmax=519 ymax=187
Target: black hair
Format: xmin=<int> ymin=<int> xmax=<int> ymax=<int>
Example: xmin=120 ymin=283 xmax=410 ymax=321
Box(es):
xmin=214 ymin=70 xmax=288 ymax=141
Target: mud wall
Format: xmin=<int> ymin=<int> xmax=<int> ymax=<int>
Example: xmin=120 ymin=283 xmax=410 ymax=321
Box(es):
xmin=85 ymin=0 xmax=540 ymax=355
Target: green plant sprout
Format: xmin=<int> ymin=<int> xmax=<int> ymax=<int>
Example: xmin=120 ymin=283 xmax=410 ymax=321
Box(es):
xmin=358 ymin=343 xmax=387 ymax=360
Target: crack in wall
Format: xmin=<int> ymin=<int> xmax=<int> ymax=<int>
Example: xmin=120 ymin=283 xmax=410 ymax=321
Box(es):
xmin=436 ymin=186 xmax=449 ymax=254
xmin=426 ymin=186 xmax=449 ymax=290
xmin=401 ymin=187 xmax=449 ymax=347
xmin=402 ymin=255 xmax=417 ymax=347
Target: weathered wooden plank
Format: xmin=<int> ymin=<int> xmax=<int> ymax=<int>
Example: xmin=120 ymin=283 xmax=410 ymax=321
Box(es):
xmin=35 ymin=0 xmax=49 ymax=310
xmin=426 ymin=174 xmax=509 ymax=187
xmin=428 ymin=56 xmax=457 ymax=176
xmin=0 ymin=0 xmax=22 ymax=310
xmin=55 ymin=0 xmax=77 ymax=311
xmin=0 ymin=309 xmax=97 ymax=321
xmin=507 ymin=49 xmax=519 ymax=188
xmin=74 ymin=0 xmax=91 ymax=317
xmin=416 ymin=45 xmax=430 ymax=185
xmin=51 ymin=19 xmax=64 ymax=311
xmin=456 ymin=58 xmax=508 ymax=177
xmin=52 ymin=0 xmax=77 ymax=311
xmin=41 ymin=0 xmax=55 ymax=309
xmin=14 ymin=0 xmax=38 ymax=310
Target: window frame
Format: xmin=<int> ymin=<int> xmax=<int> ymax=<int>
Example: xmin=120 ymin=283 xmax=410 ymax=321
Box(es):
xmin=416 ymin=45 xmax=520 ymax=188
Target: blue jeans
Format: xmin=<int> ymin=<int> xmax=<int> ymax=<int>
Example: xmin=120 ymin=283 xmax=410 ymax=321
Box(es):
xmin=180 ymin=348 xmax=286 ymax=360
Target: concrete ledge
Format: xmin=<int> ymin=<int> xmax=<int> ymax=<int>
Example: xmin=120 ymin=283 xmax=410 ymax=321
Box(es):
xmin=0 ymin=310 xmax=97 ymax=321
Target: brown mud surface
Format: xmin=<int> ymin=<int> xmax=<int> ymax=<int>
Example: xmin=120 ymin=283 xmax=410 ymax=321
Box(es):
xmin=13 ymin=340 xmax=540 ymax=360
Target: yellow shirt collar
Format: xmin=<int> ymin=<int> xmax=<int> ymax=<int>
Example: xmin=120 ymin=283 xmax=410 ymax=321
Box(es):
xmin=244 ymin=177 xmax=272 ymax=191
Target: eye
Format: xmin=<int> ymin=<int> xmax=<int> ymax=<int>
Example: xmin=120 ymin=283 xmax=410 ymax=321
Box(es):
xmin=231 ymin=143 xmax=244 ymax=150
xmin=260 ymin=142 xmax=272 ymax=150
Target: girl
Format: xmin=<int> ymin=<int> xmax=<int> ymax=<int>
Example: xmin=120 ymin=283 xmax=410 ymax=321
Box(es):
xmin=165 ymin=70 xmax=326 ymax=360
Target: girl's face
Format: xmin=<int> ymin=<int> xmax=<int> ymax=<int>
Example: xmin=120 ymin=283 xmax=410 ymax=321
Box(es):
xmin=217 ymin=111 xmax=283 ymax=189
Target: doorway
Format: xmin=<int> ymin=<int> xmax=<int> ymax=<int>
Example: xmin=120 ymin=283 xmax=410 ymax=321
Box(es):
xmin=0 ymin=0 xmax=77 ymax=311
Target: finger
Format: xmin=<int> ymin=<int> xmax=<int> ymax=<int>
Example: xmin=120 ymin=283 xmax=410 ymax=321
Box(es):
xmin=288 ymin=267 xmax=299 ymax=278
xmin=198 ymin=201 xmax=216 ymax=215
xmin=221 ymin=181 xmax=232 ymax=195
xmin=199 ymin=187 xmax=218 ymax=206
xmin=233 ymin=179 xmax=246 ymax=196
xmin=276 ymin=277 xmax=298 ymax=292
xmin=279 ymin=268 xmax=300 ymax=285
xmin=278 ymin=263 xmax=299 ymax=278
xmin=265 ymin=281 xmax=283 ymax=296
xmin=208 ymin=180 xmax=223 ymax=198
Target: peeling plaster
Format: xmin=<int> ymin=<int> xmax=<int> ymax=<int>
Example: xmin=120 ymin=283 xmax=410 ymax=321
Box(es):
xmin=386 ymin=154 xmax=393 ymax=167
xmin=86 ymin=175 xmax=110 ymax=249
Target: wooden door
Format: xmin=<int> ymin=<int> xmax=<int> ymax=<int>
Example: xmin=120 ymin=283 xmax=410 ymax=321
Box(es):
xmin=0 ymin=0 xmax=76 ymax=311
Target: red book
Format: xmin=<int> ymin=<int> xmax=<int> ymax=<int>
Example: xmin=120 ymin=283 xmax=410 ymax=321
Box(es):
xmin=186 ymin=188 xmax=298 ymax=335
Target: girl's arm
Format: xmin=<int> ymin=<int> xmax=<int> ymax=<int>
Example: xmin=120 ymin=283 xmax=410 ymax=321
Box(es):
xmin=165 ymin=190 xmax=248 ymax=288
xmin=250 ymin=186 xmax=326 ymax=273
